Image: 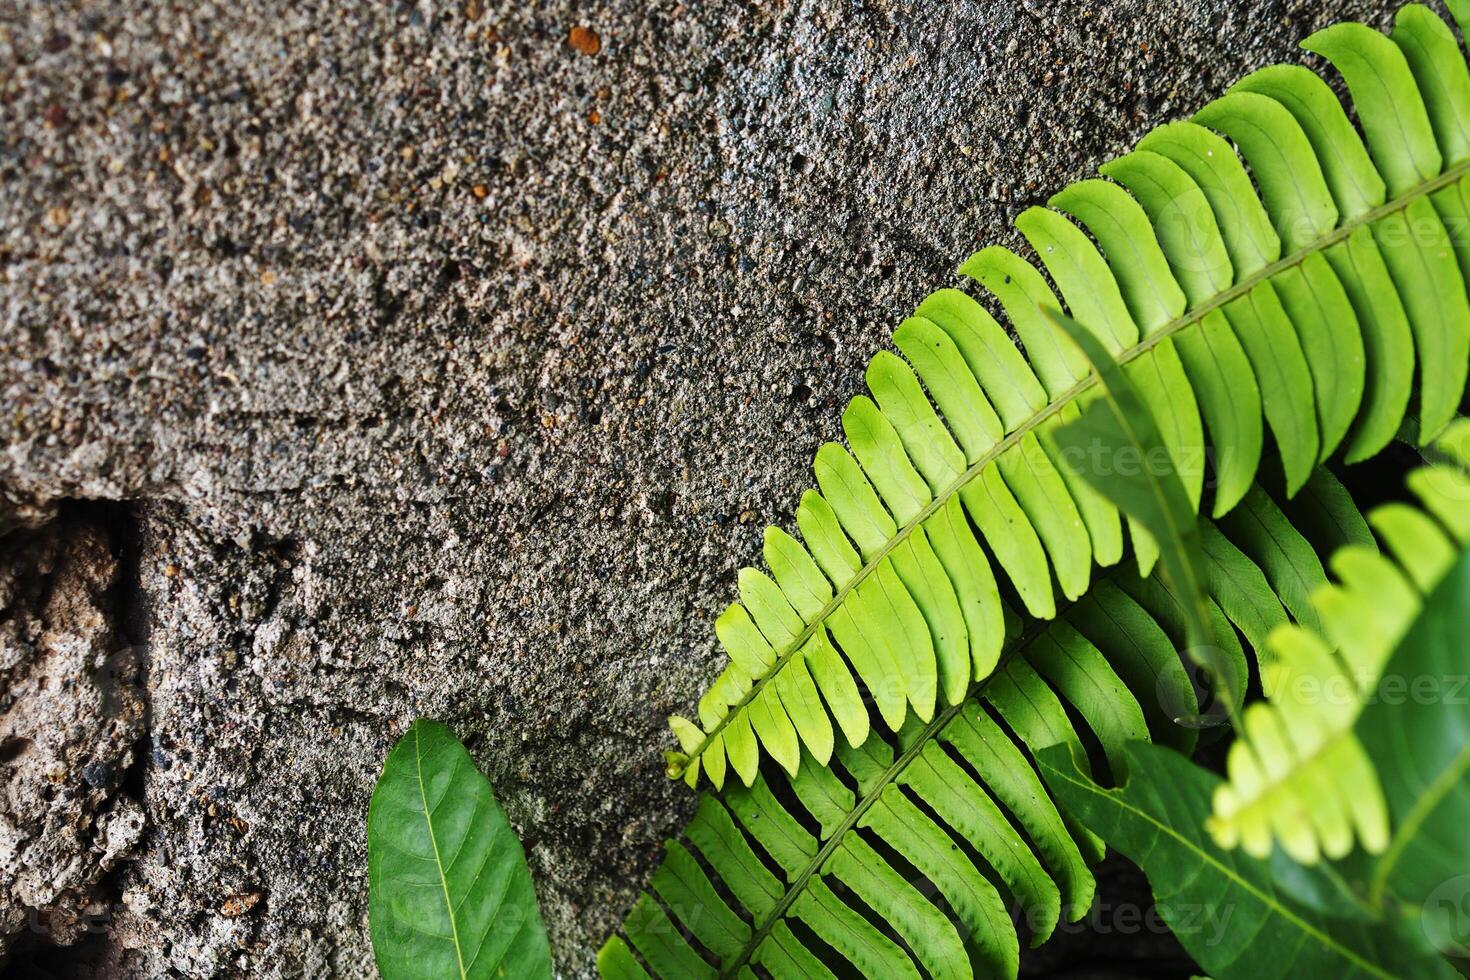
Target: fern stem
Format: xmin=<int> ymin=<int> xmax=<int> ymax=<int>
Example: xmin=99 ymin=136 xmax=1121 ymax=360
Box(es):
xmin=718 ymin=611 xmax=1072 ymax=978
xmin=676 ymin=155 xmax=1470 ymax=776
xmin=1366 ymin=741 xmax=1470 ymax=907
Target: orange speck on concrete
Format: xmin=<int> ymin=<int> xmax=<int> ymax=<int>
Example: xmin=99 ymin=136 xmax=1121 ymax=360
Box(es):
xmin=568 ymin=25 xmax=601 ymax=55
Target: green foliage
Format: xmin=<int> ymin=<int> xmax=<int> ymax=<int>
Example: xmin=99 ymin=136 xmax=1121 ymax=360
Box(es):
xmin=607 ymin=3 xmax=1470 ymax=978
xmin=667 ymin=0 xmax=1470 ymax=794
xmin=605 ymin=466 xmax=1470 ymax=978
xmin=1209 ymin=459 xmax=1470 ymax=864
xmin=1360 ymin=541 xmax=1470 ymax=925
xmin=368 ymin=720 xmax=552 ymax=980
xmin=1042 ymin=522 xmax=1470 ymax=971
xmin=1038 ymin=741 xmax=1455 ymax=979
xmin=1045 ymin=307 xmax=1223 ymax=704
xmin=601 ymin=518 xmax=1307 ymax=977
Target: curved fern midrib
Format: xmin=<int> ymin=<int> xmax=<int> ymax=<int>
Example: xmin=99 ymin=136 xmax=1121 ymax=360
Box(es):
xmin=677 ymin=155 xmax=1470 ymax=774
xmin=719 ymin=614 xmax=1062 ymax=978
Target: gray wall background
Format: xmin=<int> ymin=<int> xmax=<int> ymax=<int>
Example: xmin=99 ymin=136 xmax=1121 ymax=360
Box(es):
xmin=0 ymin=0 xmax=1393 ymax=975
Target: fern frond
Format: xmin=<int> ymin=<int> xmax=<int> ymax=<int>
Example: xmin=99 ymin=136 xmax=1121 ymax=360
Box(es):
xmin=609 ymin=585 xmax=1178 ymax=978
xmin=603 ymin=505 xmax=1369 ymax=978
xmin=1208 ymin=452 xmax=1470 ymax=865
xmin=607 ymin=467 xmax=1453 ymax=977
xmin=669 ymin=3 xmax=1470 ymax=788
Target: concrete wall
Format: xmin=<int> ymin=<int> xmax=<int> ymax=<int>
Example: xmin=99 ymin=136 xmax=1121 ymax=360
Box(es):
xmin=0 ymin=0 xmax=1393 ymax=974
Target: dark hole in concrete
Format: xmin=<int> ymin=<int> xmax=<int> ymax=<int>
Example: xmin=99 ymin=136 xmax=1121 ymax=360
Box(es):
xmin=0 ymin=738 xmax=30 ymax=766
xmin=0 ymin=499 xmax=149 ymax=971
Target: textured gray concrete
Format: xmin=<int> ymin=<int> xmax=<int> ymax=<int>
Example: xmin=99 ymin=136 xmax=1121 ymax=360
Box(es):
xmin=0 ymin=0 xmax=1392 ymax=975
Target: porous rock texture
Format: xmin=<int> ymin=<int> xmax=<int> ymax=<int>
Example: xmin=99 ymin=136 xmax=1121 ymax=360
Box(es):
xmin=0 ymin=514 xmax=146 ymax=961
xmin=0 ymin=0 xmax=1389 ymax=974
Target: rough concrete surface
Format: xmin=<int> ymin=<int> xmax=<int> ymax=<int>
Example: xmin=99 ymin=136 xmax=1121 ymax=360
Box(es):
xmin=0 ymin=514 xmax=146 ymax=959
xmin=0 ymin=0 xmax=1398 ymax=975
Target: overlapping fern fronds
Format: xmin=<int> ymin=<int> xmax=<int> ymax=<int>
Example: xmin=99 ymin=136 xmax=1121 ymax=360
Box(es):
xmin=603 ymin=4 xmax=1470 ymax=978
xmin=666 ymin=3 xmax=1470 ymax=793
xmin=1210 ymin=428 xmax=1470 ymax=863
xmin=597 ymin=469 xmax=1412 ymax=978
xmin=605 ymin=525 xmax=1286 ymax=979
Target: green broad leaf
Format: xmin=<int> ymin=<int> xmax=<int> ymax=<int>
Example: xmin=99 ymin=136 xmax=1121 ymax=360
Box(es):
xmin=1037 ymin=741 xmax=1456 ymax=980
xmin=1045 ymin=308 xmax=1227 ymax=709
xmin=368 ymin=720 xmax=552 ymax=980
xmin=1357 ymin=547 xmax=1470 ymax=923
xmin=1264 ymin=849 xmax=1375 ymax=923
xmin=1206 ymin=471 xmax=1469 ymax=870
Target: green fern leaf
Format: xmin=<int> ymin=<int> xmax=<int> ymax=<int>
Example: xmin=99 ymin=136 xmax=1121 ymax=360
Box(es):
xmin=667 ymin=3 xmax=1470 ymax=790
xmin=616 ymin=4 xmax=1470 ymax=976
xmin=367 ymin=720 xmax=552 ymax=980
xmin=1044 ymin=308 xmax=1218 ymax=691
xmin=1306 ymin=18 xmax=1470 ymax=440
xmin=602 ymin=522 xmax=1317 ymax=977
xmin=1209 ymin=455 xmax=1470 ymax=865
xmin=1038 ymin=741 xmax=1456 ymax=980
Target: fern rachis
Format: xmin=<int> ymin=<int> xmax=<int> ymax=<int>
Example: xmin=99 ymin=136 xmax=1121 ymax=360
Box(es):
xmin=612 ymin=4 xmax=1470 ymax=979
xmin=607 ymin=499 xmax=1314 ymax=979
xmin=672 ymin=141 xmax=1469 ymax=781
